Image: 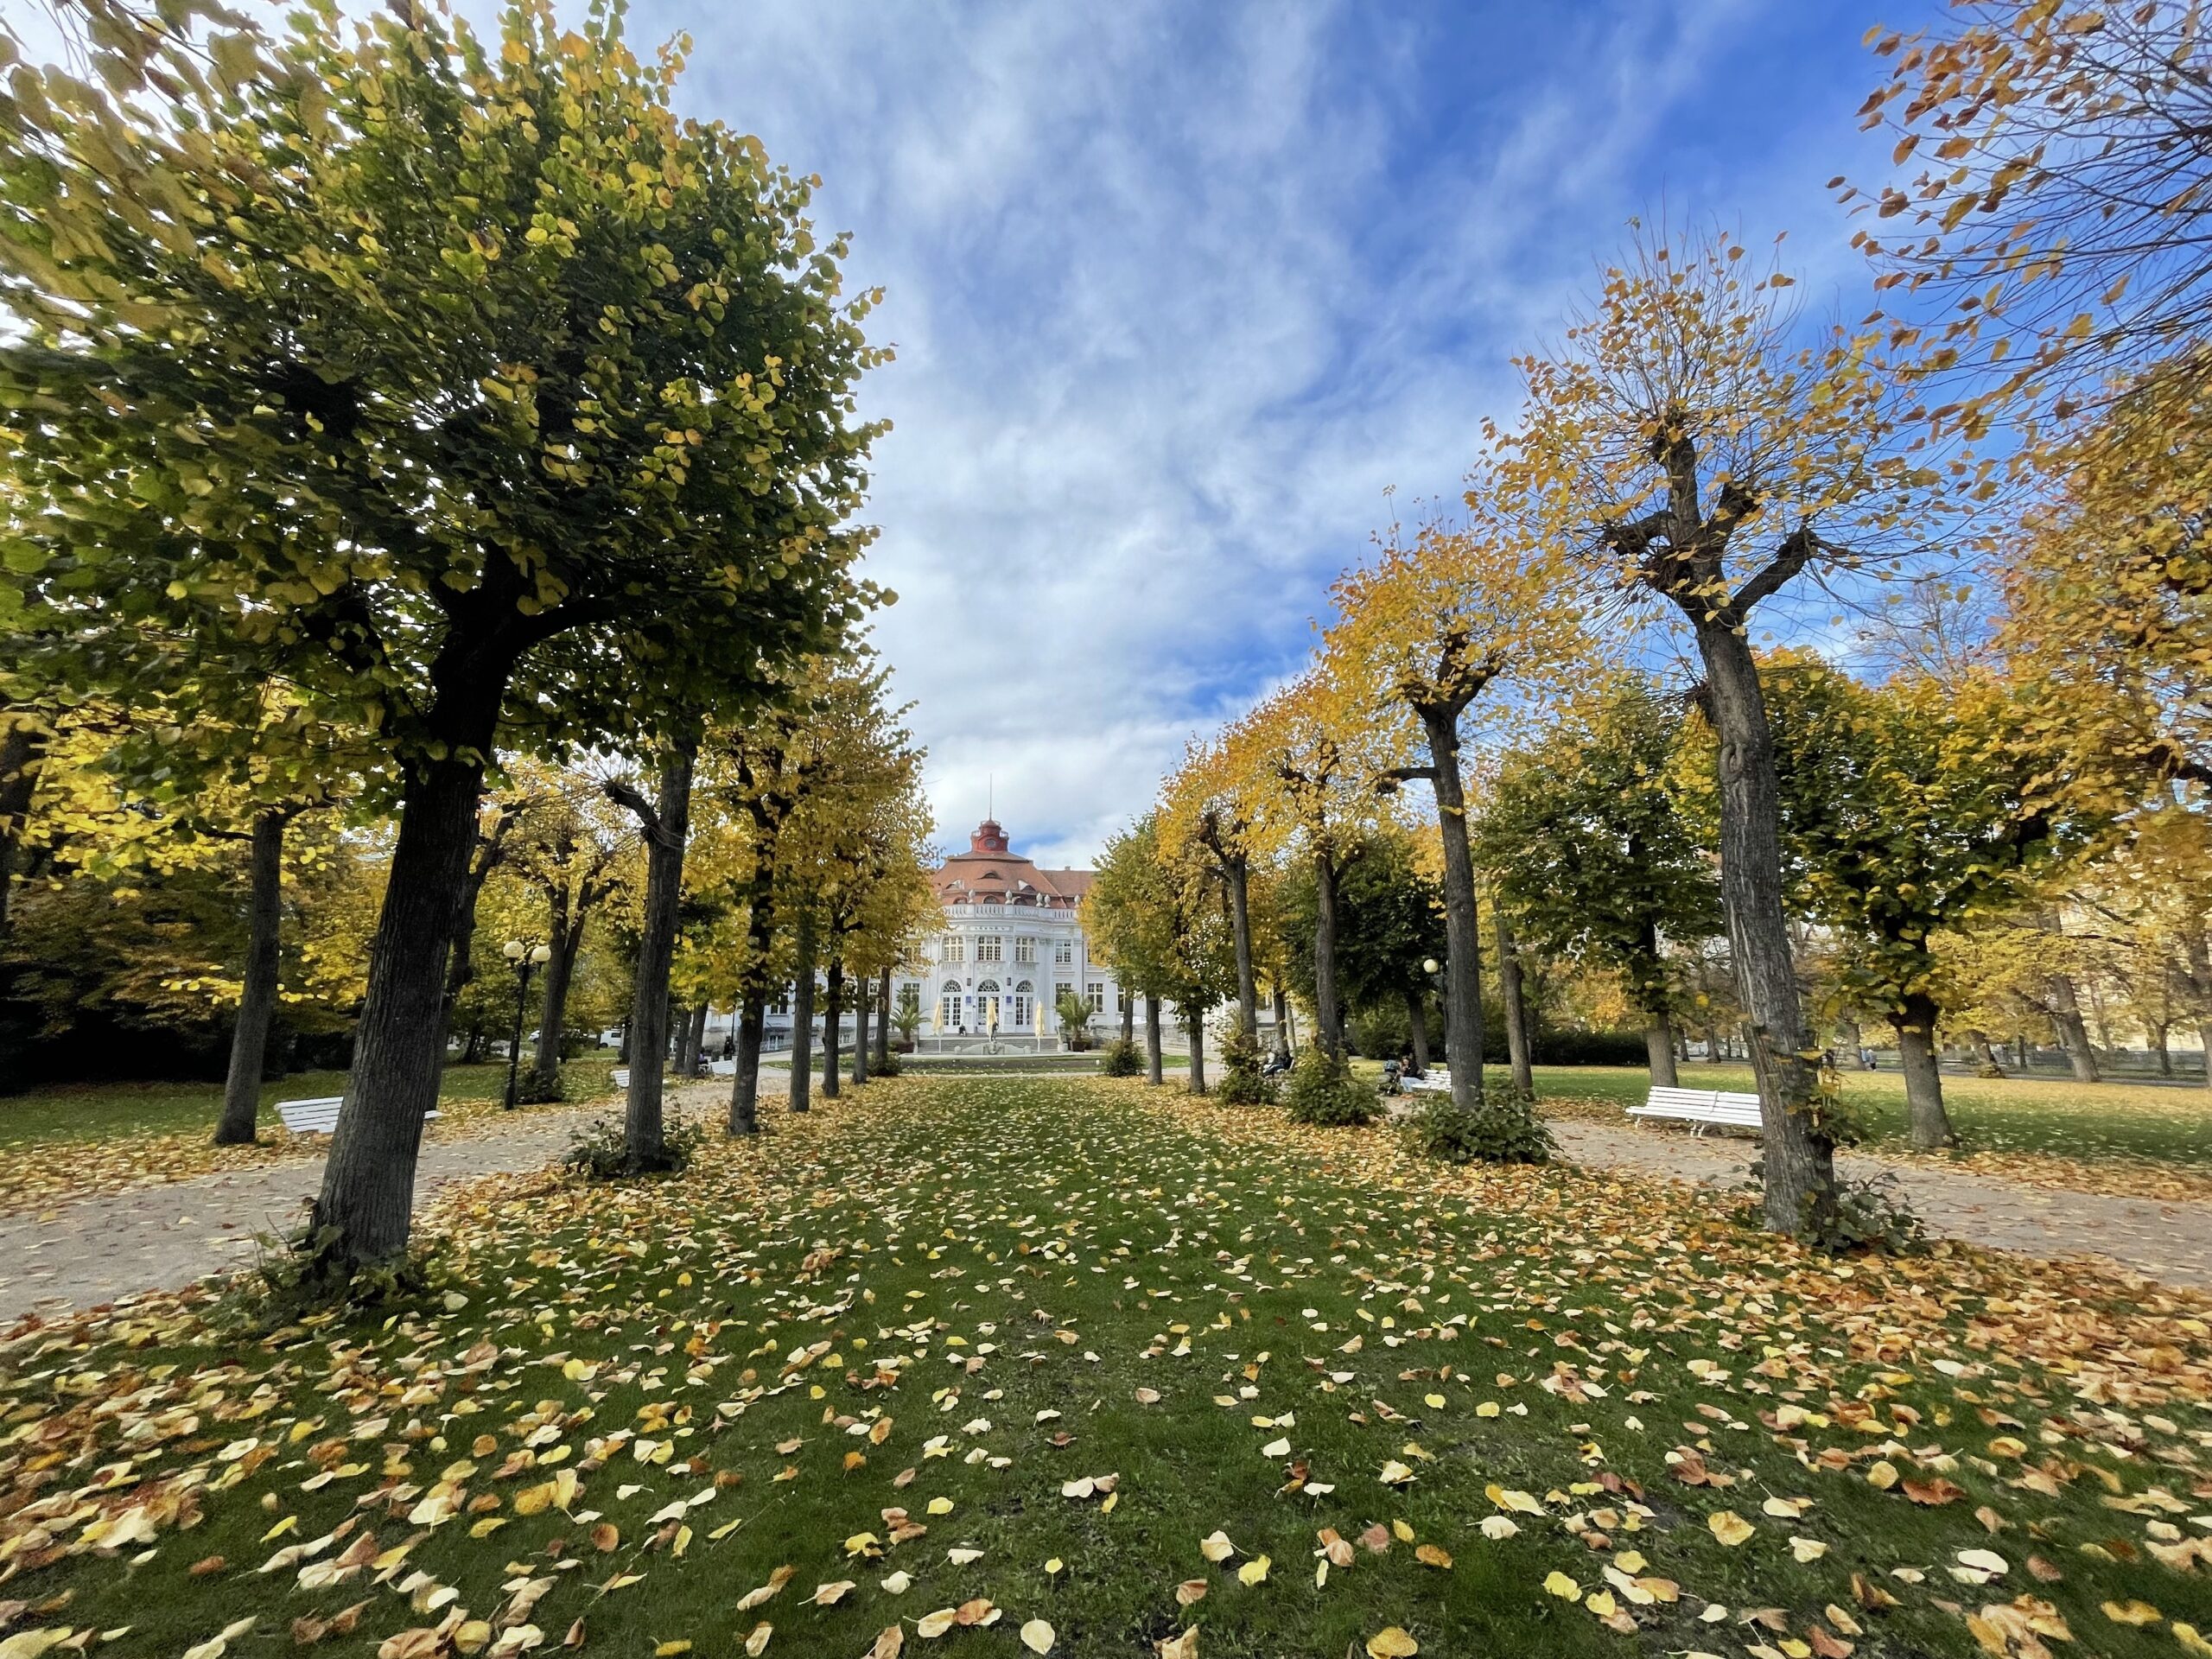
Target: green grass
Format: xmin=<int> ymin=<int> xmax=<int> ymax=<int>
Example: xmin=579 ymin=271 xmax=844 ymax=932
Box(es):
xmin=1528 ymin=1061 xmax=2212 ymax=1168
xmin=0 ymin=1053 xmax=620 ymax=1148
xmin=6 ymin=1075 xmax=2206 ymax=1659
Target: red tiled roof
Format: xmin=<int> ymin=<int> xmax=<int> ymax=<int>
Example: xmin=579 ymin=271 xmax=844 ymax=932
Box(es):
xmin=931 ymin=822 xmax=1091 ymax=907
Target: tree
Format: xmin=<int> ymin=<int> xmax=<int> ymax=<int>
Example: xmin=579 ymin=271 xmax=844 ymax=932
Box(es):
xmin=1745 ymin=656 xmax=2095 ymax=1145
xmin=892 ymin=982 xmax=925 ymax=1048
xmin=1054 ymin=989 xmax=1094 ymax=1051
xmin=1222 ymin=669 xmax=1388 ymax=1061
xmin=1085 ymin=814 xmax=1186 ymax=1084
xmin=1276 ymin=829 xmax=1446 ymax=1064
xmin=1159 ymin=740 xmax=1262 ymax=1041
xmin=512 ymin=774 xmax=631 ymax=1102
xmin=1843 ymin=0 xmax=2212 ymax=431
xmin=1497 ymin=225 xmax=1938 ymax=1240
xmin=0 ymin=2 xmax=886 ymax=1269
xmin=1473 ymin=675 xmax=1720 ymax=1089
xmin=1322 ymin=504 xmax=1593 ymax=1109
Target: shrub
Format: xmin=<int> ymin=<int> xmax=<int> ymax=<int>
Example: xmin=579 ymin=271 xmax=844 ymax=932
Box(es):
xmin=874 ymin=1050 xmax=902 ymax=1077
xmin=1282 ymin=1047 xmax=1375 ymax=1126
xmin=563 ymin=1111 xmax=705 ymax=1180
xmin=1099 ymin=1038 xmax=1143 ymax=1077
xmin=1399 ymin=1084 xmax=1554 ymax=1165
xmin=1745 ymin=1160 xmax=1923 ymax=1254
xmin=1213 ymin=1018 xmax=1277 ymax=1105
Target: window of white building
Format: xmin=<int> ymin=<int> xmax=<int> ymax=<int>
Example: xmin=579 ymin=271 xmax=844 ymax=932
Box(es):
xmin=1013 ymin=936 xmax=1035 ymax=964
xmin=1053 ymin=939 xmax=1073 ymax=966
xmin=1012 ymin=981 xmax=1033 ymax=1028
xmin=1086 ymin=981 xmax=1105 ymax=1014
xmin=977 ymin=936 xmax=1002 ymax=963
xmin=976 ymin=978 xmax=1001 ymax=1027
xmin=943 ymin=936 xmax=965 ymax=964
xmin=940 ymin=980 xmax=963 ymax=1029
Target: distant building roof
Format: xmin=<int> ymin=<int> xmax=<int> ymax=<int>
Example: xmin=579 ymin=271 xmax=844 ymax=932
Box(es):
xmin=933 ymin=820 xmax=1093 ymax=908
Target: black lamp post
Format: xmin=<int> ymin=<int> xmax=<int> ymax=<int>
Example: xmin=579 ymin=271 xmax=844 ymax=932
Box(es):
xmin=502 ymin=938 xmax=552 ymax=1110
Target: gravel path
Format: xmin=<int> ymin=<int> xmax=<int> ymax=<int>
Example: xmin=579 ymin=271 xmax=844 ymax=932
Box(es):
xmin=0 ymin=1074 xmax=783 ymax=1321
xmin=1551 ymin=1120 xmax=2212 ymax=1292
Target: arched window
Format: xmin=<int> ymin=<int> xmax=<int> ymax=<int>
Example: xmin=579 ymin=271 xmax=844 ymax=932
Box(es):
xmin=939 ymin=980 xmax=963 ymax=1030
xmin=1011 ymin=980 xmax=1033 ymax=1031
xmin=976 ymin=979 xmax=1001 ymax=1030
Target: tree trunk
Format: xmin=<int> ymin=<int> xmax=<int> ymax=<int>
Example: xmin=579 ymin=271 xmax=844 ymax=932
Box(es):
xmin=2179 ymin=923 xmax=2212 ymax=1090
xmin=1313 ymin=847 xmax=1344 ymax=1058
xmin=818 ymin=960 xmax=840 ymax=1106
xmin=1403 ymin=987 xmax=1430 ymax=1073
xmin=790 ymin=909 xmax=816 ymax=1114
xmin=436 ymin=801 xmax=517 ymax=1058
xmin=0 ymin=717 xmax=47 ymax=954
xmin=852 ymin=974 xmax=870 ymax=1086
xmin=728 ymin=857 xmax=783 ymax=1128
xmin=1224 ymin=855 xmax=1257 ymax=1039
xmin=1144 ymin=995 xmax=1164 ymax=1085
xmin=678 ymin=1000 xmax=708 ymax=1078
xmin=215 ymin=809 xmax=287 ymax=1145
xmin=312 ymin=748 xmax=489 ymax=1268
xmin=1893 ymin=989 xmax=1953 ymax=1149
xmin=875 ymin=966 xmax=893 ymax=1069
xmin=461 ymin=1018 xmax=486 ymax=1065
xmin=1186 ymin=1010 xmax=1206 ymax=1095
xmin=1272 ymin=982 xmax=1293 ymax=1059
xmin=527 ymin=885 xmax=579 ymax=1098
xmin=1120 ymin=988 xmax=1135 ymax=1046
xmin=1967 ymin=1028 xmax=2003 ymax=1073
xmin=1693 ymin=619 xmax=1836 ymax=1237
xmin=1418 ymin=704 xmax=1486 ymax=1109
xmin=1493 ymin=905 xmax=1535 ymax=1095
xmin=2047 ymin=974 xmax=2101 ymax=1082
xmin=620 ymin=741 xmax=696 ymax=1169
xmin=1643 ymin=1010 xmax=1679 ymax=1090
xmin=729 ymin=990 xmax=768 ymax=1135
xmin=2150 ymin=1021 xmax=2173 ymax=1076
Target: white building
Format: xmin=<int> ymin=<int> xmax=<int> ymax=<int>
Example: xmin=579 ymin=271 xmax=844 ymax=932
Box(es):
xmin=893 ymin=817 xmax=1137 ymax=1052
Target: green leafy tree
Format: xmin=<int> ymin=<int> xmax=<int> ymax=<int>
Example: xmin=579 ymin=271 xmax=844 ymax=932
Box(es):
xmin=1277 ymin=830 xmax=1446 ymax=1063
xmin=1473 ymin=676 xmax=1720 ymax=1087
xmin=1745 ymin=654 xmax=2103 ymax=1147
xmin=0 ymin=2 xmax=885 ymax=1271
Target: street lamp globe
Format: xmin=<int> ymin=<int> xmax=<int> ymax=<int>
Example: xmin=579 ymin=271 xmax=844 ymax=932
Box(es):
xmin=530 ymin=943 xmax=552 ymax=964
xmin=503 ymin=938 xmax=526 ymax=961
xmin=1422 ymin=957 xmax=1440 ymax=976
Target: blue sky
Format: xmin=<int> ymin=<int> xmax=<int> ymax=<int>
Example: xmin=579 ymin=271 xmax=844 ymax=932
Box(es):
xmin=607 ymin=0 xmax=1926 ymax=864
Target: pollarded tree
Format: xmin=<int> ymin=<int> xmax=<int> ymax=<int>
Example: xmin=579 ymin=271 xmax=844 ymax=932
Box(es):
xmin=1159 ymin=739 xmax=1263 ymax=1040
xmin=1222 ymin=668 xmax=1390 ymax=1061
xmin=508 ymin=772 xmax=633 ymax=1102
xmin=1321 ymin=500 xmax=1594 ymax=1109
xmin=0 ymin=2 xmax=885 ymax=1269
xmin=1085 ymin=813 xmax=1187 ymax=1085
xmin=1472 ymin=675 xmax=1720 ymax=1090
xmin=1497 ymin=225 xmax=1941 ymax=1240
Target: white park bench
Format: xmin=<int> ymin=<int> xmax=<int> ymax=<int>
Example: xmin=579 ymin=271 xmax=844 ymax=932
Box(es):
xmin=275 ymin=1096 xmax=439 ymax=1136
xmin=1401 ymin=1068 xmax=1453 ymax=1095
xmin=1629 ymin=1085 xmax=1764 ymax=1136
xmin=610 ymin=1068 xmax=629 ymax=1088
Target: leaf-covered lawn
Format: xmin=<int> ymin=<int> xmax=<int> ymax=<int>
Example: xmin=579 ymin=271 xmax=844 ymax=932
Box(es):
xmin=0 ymin=1061 xmax=620 ymax=1216
xmin=3 ymin=1075 xmax=2209 ymax=1659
